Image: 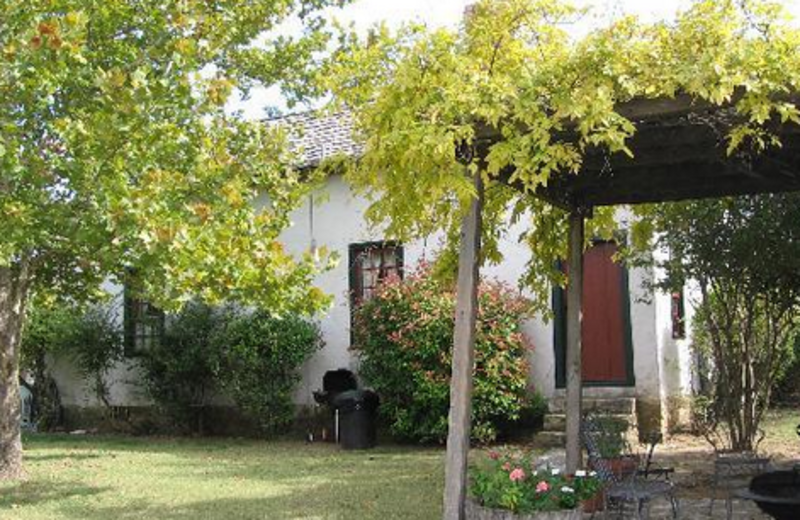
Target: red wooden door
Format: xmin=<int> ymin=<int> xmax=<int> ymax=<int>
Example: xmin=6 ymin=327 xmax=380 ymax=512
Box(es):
xmin=581 ymin=242 xmax=628 ymax=383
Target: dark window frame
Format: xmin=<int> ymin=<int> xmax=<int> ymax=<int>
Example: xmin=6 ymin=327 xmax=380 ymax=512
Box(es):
xmin=348 ymin=241 xmax=404 ymax=311
xmin=671 ymin=288 xmax=686 ymax=339
xmin=123 ymin=284 xmax=165 ymax=357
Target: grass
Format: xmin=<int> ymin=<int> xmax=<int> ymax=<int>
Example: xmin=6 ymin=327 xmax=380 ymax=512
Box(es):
xmin=3 ymin=411 xmax=795 ymax=519
xmin=761 ymin=408 xmax=800 ymax=458
xmin=0 ymin=435 xmax=444 ymax=520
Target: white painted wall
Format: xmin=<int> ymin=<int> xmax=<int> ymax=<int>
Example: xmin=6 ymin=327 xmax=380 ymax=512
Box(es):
xmin=52 ymin=280 xmax=151 ymax=408
xmin=653 ymin=263 xmax=698 ymax=428
xmin=628 ymin=263 xmax=664 ymax=405
xmin=480 ymin=211 xmax=553 ymax=398
xmin=281 ymin=178 xmax=674 ymax=406
xmin=51 ymin=174 xmax=692 ymax=422
xmin=277 ymin=176 xmax=445 ymax=404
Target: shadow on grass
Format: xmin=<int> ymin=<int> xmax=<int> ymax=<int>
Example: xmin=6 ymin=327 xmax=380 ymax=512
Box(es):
xmin=14 ymin=457 xmax=442 ymax=520
xmin=0 ymin=480 xmax=110 ymax=510
xmin=23 ymin=432 xmax=305 ymax=458
xmin=24 ymin=433 xmax=442 ymax=485
xmin=24 ymin=452 xmax=104 ymax=463
xmin=74 ymin=495 xmax=435 ymax=520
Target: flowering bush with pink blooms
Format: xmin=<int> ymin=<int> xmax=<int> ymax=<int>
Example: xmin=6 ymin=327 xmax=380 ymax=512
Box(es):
xmin=352 ymin=265 xmax=532 ymax=443
xmin=470 ymin=449 xmax=601 ymax=513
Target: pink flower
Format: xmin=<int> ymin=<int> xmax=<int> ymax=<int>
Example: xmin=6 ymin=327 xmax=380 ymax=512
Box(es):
xmin=509 ymin=468 xmax=526 ymax=482
xmin=535 ymin=481 xmax=550 ymax=493
xmin=488 ymin=451 xmax=500 ymax=460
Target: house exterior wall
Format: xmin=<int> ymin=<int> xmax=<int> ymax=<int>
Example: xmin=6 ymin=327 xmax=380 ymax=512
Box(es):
xmin=654 ymin=270 xmax=698 ymax=432
xmin=49 ymin=281 xmax=150 ymax=410
xmin=275 ymin=175 xmax=444 ymax=404
xmin=276 ymin=176 xmax=693 ymax=416
xmin=628 ymin=264 xmax=666 ymax=433
xmin=48 ymin=175 xmax=695 ymax=433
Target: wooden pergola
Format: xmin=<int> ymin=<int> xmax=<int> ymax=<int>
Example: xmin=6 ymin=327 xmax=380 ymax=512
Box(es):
xmin=442 ymin=94 xmax=800 ymax=519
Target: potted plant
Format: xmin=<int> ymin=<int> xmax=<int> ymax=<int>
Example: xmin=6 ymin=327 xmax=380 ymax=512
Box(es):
xmin=468 ymin=449 xmax=601 ymax=519
xmin=583 ymin=415 xmax=638 ymax=512
xmin=591 ymin=415 xmax=638 ymax=476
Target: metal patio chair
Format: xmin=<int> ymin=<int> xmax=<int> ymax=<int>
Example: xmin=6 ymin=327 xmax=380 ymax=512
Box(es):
xmin=637 ymin=432 xmax=675 ymax=482
xmin=583 ymin=414 xmax=679 ymax=519
xmin=710 ymin=450 xmax=771 ymax=520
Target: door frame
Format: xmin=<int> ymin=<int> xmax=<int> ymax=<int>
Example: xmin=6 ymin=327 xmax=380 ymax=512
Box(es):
xmin=553 ymin=241 xmax=636 ymax=388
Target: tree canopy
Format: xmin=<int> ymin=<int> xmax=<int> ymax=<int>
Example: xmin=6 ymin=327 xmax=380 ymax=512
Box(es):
xmin=324 ymin=0 xmax=800 ymax=313
xmin=1 ymin=0 xmax=343 ymax=312
xmin=638 ymin=193 xmax=800 ymax=451
xmin=0 ymin=0 xmax=344 ymax=480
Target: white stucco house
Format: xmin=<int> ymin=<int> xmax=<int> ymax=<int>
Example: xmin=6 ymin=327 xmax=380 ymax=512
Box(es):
xmin=49 ymin=112 xmax=697 ymax=438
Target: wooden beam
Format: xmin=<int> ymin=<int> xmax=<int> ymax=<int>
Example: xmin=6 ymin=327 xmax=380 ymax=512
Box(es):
xmin=565 ymin=209 xmax=586 ymax=474
xmin=538 ymin=155 xmax=800 ymax=207
xmin=443 ymin=171 xmax=484 ymax=520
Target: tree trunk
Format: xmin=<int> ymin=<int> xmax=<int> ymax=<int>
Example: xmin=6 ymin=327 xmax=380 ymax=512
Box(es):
xmin=0 ymin=262 xmax=30 ymax=481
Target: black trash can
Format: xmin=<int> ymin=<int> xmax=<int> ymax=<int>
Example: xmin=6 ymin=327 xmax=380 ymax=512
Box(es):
xmin=312 ymin=369 xmax=359 ymax=442
xmin=331 ymin=389 xmax=379 ymax=450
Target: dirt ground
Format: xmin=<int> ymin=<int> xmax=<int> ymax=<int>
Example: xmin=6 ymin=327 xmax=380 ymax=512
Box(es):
xmin=535 ymin=410 xmax=800 ymax=518
xmin=653 ymin=412 xmax=800 ymax=498
xmin=621 ymin=410 xmax=799 ymax=518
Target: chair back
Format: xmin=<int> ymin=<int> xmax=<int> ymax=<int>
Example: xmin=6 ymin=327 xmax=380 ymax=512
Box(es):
xmin=582 ymin=413 xmax=638 ymax=485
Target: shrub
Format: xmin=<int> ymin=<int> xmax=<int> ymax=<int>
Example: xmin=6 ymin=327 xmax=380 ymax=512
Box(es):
xmin=634 ymin=193 xmax=800 ymax=451
xmin=138 ymin=302 xmax=230 ymax=434
xmin=773 ymin=332 xmax=800 ymax=406
xmin=59 ymin=306 xmax=124 ymax=408
xmin=21 ymin=302 xmax=123 ymax=427
xmin=215 ymin=311 xmax=323 ymax=435
xmin=690 ymin=295 xmax=797 ymax=451
xmin=352 ymin=266 xmax=531 ymax=444
xmin=20 ymin=304 xmax=72 ymax=430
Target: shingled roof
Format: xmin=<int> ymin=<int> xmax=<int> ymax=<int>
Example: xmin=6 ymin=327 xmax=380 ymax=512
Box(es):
xmin=273 ymin=97 xmax=800 ymax=208
xmin=270 ymin=111 xmax=360 ymax=168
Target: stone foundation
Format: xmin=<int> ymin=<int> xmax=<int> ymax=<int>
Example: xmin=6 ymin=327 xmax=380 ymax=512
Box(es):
xmin=634 ymin=397 xmax=664 ymax=439
xmin=665 ymin=395 xmax=693 ymax=433
xmin=59 ymin=405 xmax=282 ymax=437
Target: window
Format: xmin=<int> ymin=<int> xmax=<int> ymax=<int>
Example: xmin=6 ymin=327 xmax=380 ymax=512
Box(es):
xmin=123 ymin=287 xmax=164 ymax=356
xmin=671 ymin=289 xmax=686 ymax=339
xmin=348 ymin=241 xmax=403 ymax=308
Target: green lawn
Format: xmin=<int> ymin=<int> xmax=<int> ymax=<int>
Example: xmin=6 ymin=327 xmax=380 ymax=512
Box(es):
xmin=0 ymin=435 xmax=444 ymax=520
xmin=5 ymin=411 xmax=795 ymax=519
xmin=761 ymin=408 xmax=800 ymax=458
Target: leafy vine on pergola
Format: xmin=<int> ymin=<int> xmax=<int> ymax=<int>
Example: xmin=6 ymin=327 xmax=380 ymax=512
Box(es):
xmin=324 ymin=0 xmax=800 ymax=517
xmin=326 ymin=0 xmax=800 ymax=314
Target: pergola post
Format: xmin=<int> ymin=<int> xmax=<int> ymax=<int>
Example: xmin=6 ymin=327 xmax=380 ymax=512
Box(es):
xmin=443 ymin=171 xmax=484 ymax=520
xmin=565 ymin=208 xmax=587 ymax=474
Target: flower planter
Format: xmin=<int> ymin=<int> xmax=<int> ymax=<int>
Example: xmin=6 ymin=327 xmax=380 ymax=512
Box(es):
xmin=604 ymin=455 xmax=640 ymax=478
xmin=581 ymin=492 xmax=604 ymax=513
xmin=465 ymin=498 xmax=583 ymax=520
xmin=583 ymin=455 xmax=640 ymax=512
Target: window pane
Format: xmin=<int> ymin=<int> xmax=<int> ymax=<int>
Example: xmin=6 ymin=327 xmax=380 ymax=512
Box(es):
xmin=124 ymin=288 xmax=164 ymax=356
xmin=350 ymin=242 xmax=403 ymax=306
